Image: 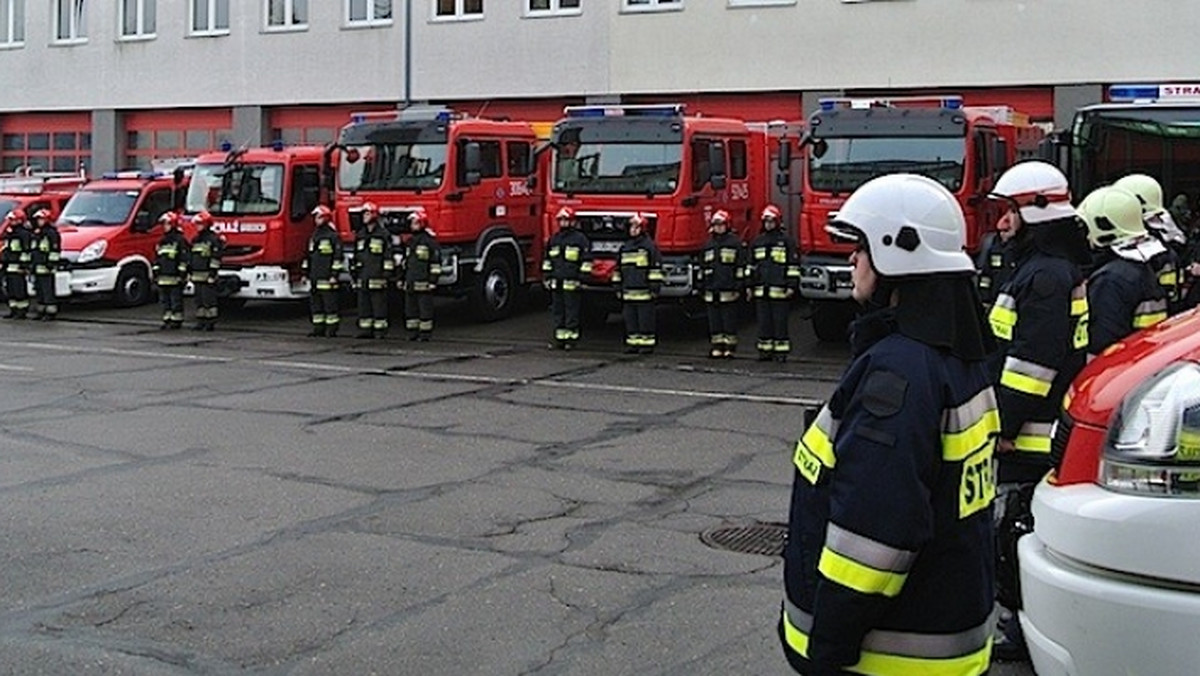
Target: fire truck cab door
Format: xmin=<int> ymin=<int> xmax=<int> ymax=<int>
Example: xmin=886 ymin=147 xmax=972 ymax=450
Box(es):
xmin=690 ymin=136 xmax=732 ymax=221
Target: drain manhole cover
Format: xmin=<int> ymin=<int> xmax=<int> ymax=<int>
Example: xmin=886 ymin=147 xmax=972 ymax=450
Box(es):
xmin=700 ymin=522 xmax=788 ymax=557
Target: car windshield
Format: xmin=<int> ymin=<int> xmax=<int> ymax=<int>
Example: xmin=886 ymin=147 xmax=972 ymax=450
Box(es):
xmin=59 ymin=190 xmax=139 ymax=226
xmin=187 ymin=163 xmax=285 ymax=215
xmin=339 ymin=143 xmax=447 ymax=191
xmin=553 ymin=142 xmax=682 ymax=195
xmin=808 ymin=137 xmax=967 ymax=194
xmin=0 ymin=199 xmax=16 ymax=220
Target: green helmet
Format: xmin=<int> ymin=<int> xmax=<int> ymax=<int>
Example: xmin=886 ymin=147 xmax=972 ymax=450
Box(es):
xmin=1078 ymin=186 xmax=1148 ymax=249
xmin=1113 ymin=173 xmax=1165 ymax=217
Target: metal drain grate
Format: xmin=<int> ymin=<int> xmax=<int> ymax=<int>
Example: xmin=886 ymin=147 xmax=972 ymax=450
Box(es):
xmin=700 ymin=522 xmax=788 ymax=557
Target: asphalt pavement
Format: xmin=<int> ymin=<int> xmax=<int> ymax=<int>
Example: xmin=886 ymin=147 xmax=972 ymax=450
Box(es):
xmin=0 ymin=295 xmax=1034 ymax=675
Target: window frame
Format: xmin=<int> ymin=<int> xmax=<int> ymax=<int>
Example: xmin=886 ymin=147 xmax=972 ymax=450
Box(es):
xmin=432 ymin=0 xmax=483 ymax=22
xmin=189 ymin=0 xmax=230 ymax=37
xmin=621 ymin=0 xmax=681 ymax=13
xmin=0 ymin=0 xmax=25 ymax=47
xmin=51 ymin=0 xmax=87 ymax=45
xmin=727 ymin=0 xmax=794 ymax=7
xmin=524 ymin=0 xmax=579 ymax=18
xmin=345 ymin=0 xmax=393 ymax=27
xmin=118 ymin=0 xmax=155 ymax=41
xmin=264 ymin=0 xmax=307 ymax=31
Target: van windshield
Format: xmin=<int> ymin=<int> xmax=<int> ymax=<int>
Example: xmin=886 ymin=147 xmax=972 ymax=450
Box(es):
xmin=0 ymin=199 xmax=16 ymax=221
xmin=187 ymin=163 xmax=285 ymax=215
xmin=59 ymin=190 xmax=139 ymax=226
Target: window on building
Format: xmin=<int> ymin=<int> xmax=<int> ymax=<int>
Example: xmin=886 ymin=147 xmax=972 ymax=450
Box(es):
xmin=267 ymin=0 xmax=307 ymax=29
xmin=271 ymin=126 xmax=335 ymax=145
xmin=727 ymin=0 xmax=794 ymax=6
xmin=125 ymin=128 xmax=230 ymax=169
xmin=190 ymin=0 xmax=229 ymax=35
xmin=0 ymin=130 xmax=90 ymax=173
xmin=623 ymin=0 xmax=680 ymax=11
xmin=53 ymin=0 xmax=86 ymax=42
xmin=525 ymin=0 xmax=579 ymax=16
xmin=348 ymin=0 xmax=392 ymax=24
xmin=120 ymin=0 xmax=155 ymax=38
xmin=435 ymin=0 xmax=482 ymax=20
xmin=0 ymin=0 xmax=25 ymax=46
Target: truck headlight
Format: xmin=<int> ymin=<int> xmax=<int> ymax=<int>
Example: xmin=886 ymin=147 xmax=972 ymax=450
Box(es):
xmin=1100 ymin=362 xmax=1200 ymax=496
xmin=77 ymin=239 xmax=108 ymax=264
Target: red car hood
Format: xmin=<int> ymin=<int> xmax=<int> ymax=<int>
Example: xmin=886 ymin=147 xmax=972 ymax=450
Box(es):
xmin=57 ymin=225 xmax=125 ymax=251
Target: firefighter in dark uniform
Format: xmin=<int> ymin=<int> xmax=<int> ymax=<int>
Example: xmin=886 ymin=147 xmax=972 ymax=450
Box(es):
xmin=542 ymin=206 xmax=592 ymax=351
xmin=781 ymin=174 xmax=997 ymax=676
xmin=1077 ymin=186 xmax=1169 ymax=356
xmin=613 ymin=212 xmax=663 ymax=354
xmin=976 ymin=211 xmax=1017 ymax=309
xmin=353 ymin=202 xmax=395 ymax=339
xmin=750 ymin=204 xmax=800 ymax=362
xmin=986 ymin=160 xmax=1090 ymax=662
xmin=189 ymin=210 xmax=224 ymax=332
xmin=152 ymin=212 xmax=190 ymax=330
xmin=2 ymin=209 xmax=34 ymax=319
xmin=30 ymin=208 xmax=61 ymax=320
xmin=402 ymin=206 xmax=441 ymax=342
xmin=304 ymin=204 xmax=343 ymax=337
xmin=700 ymin=209 xmax=747 ymax=359
xmin=1115 ymin=174 xmax=1188 ymax=312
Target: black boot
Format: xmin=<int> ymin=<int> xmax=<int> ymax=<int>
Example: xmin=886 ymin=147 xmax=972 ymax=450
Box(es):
xmin=307 ymin=325 xmax=326 ymax=337
xmin=204 ymin=321 xmax=215 ymax=332
xmin=325 ymin=326 xmax=339 ymax=338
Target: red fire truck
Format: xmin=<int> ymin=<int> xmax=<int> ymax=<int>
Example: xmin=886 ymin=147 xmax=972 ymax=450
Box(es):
xmin=544 ymin=104 xmax=770 ymax=317
xmin=0 ymin=168 xmax=87 ymax=225
xmin=57 ymin=168 xmax=191 ymax=306
xmin=781 ymin=96 xmax=1043 ymax=341
xmin=327 ymin=107 xmax=545 ymax=321
xmin=184 ymin=144 xmax=325 ymax=301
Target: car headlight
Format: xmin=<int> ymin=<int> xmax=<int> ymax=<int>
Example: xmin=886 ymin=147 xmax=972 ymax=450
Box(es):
xmin=77 ymin=239 xmax=108 ymax=264
xmin=1100 ymin=362 xmax=1200 ymax=496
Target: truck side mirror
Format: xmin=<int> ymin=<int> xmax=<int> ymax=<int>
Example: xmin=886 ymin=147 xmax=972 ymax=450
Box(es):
xmin=708 ymin=141 xmax=727 ymax=190
xmin=777 ymin=138 xmax=791 ymax=172
xmin=464 ymin=141 xmax=482 ymax=187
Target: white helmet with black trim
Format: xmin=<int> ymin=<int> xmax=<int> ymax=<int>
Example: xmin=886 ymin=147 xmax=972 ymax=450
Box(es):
xmin=827 ymin=173 xmax=975 ymax=276
xmin=989 ymin=161 xmax=1077 ymax=225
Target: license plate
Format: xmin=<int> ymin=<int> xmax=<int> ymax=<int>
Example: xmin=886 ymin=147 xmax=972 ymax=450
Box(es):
xmin=591 ymin=241 xmax=622 ymax=253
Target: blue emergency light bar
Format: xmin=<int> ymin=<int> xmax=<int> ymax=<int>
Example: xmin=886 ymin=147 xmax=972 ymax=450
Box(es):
xmin=564 ymin=104 xmax=685 ymax=119
xmin=1107 ymin=83 xmax=1200 ymax=102
xmin=101 ymin=170 xmax=165 ymax=180
xmin=1108 ymin=85 xmax=1165 ymax=101
xmin=819 ymin=96 xmax=964 ymax=111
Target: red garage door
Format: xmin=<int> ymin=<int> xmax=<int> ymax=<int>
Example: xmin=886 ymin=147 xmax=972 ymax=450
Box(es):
xmin=625 ymin=92 xmax=805 ymax=123
xmin=124 ymin=109 xmax=233 ymax=170
xmin=270 ymin=104 xmax=397 ymax=146
xmin=0 ymin=112 xmax=91 ymax=174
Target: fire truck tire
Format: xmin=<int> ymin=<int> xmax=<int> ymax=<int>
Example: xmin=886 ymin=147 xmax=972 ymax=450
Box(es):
xmin=469 ymin=255 xmax=516 ymax=322
xmin=114 ymin=264 xmax=152 ymax=307
xmin=811 ymin=300 xmax=855 ymax=343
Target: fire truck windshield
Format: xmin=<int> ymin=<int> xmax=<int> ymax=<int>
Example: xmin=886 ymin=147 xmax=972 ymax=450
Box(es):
xmin=187 ymin=163 xmax=285 ymax=215
xmin=808 ymin=137 xmax=966 ymax=194
xmin=59 ymin=190 xmax=139 ymax=226
xmin=1071 ymin=106 xmax=1200 ymax=199
xmin=553 ymin=142 xmax=682 ymax=195
xmin=338 ymin=143 xmax=447 ymax=191
xmin=0 ymin=199 xmax=16 ymax=220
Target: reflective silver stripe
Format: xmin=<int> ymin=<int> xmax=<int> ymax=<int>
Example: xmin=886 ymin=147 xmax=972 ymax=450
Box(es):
xmin=814 ymin=406 xmax=839 ymax=439
xmin=1002 ymin=356 xmax=1058 ymax=384
xmin=993 ymin=293 xmax=1016 ymax=311
xmin=785 ymin=601 xmax=993 ymax=659
xmin=825 ymin=523 xmax=916 ymax=573
xmin=1019 ymin=421 xmax=1054 ymax=438
xmin=942 ymin=387 xmax=998 ymax=434
xmin=1135 ymin=299 xmax=1168 ymax=315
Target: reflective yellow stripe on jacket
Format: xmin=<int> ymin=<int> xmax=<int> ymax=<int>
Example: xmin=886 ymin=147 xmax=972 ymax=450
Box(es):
xmin=818 ymin=523 xmax=915 ymax=598
xmin=793 ymin=405 xmax=838 ymax=484
xmin=1000 ymin=356 xmax=1057 ymax=398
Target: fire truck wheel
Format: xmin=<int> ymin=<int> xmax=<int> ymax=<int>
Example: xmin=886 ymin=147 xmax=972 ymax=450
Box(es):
xmin=811 ymin=300 xmax=854 ymax=344
xmin=469 ymin=256 xmax=516 ymax=322
xmin=114 ymin=264 xmax=152 ymax=307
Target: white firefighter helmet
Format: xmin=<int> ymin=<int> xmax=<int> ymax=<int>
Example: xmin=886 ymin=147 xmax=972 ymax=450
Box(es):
xmin=989 ymin=160 xmax=1077 ymax=225
xmin=1114 ymin=173 xmax=1187 ymax=245
xmin=1077 ymin=186 xmax=1147 ymax=249
xmin=827 ymin=173 xmax=974 ymax=276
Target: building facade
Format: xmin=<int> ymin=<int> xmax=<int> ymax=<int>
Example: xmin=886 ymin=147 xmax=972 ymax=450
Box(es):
xmin=1 ymin=0 xmax=1197 ymax=174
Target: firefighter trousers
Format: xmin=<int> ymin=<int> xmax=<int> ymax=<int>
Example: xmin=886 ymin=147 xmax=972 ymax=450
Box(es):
xmin=159 ymin=284 xmax=184 ymax=324
xmin=405 ymin=290 xmax=434 ymax=336
xmin=194 ymin=282 xmax=219 ymax=324
xmin=622 ymin=299 xmax=656 ymax=349
xmin=33 ymin=274 xmax=57 ymax=316
xmin=756 ymin=299 xmax=791 ymax=354
xmin=310 ymin=287 xmax=340 ymax=330
xmin=550 ymin=289 xmax=581 ymax=345
xmin=707 ymin=300 xmax=740 ymax=350
xmin=5 ymin=272 xmax=29 ymax=311
xmin=357 ymin=287 xmax=389 ymax=332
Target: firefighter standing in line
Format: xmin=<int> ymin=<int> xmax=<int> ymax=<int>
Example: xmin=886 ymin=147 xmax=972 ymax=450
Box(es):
xmin=613 ymin=212 xmax=663 ymax=354
xmin=304 ymin=205 xmax=343 ymax=337
xmin=189 ymin=210 xmax=224 ymax=332
xmin=1076 ymin=186 xmax=1168 ymax=357
xmin=402 ymin=207 xmax=441 ymax=342
xmin=700 ymin=209 xmax=746 ymax=358
xmin=153 ymin=212 xmax=190 ymax=330
xmin=2 ymin=209 xmax=34 ymax=319
xmin=542 ymin=206 xmax=592 ymax=350
xmin=976 ymin=211 xmax=1017 ymax=309
xmin=986 ymin=160 xmax=1090 ymax=662
xmin=30 ymin=209 xmax=61 ymax=321
xmin=750 ymin=204 xmax=800 ymax=362
xmin=353 ymin=202 xmax=395 ymax=339
xmin=780 ymin=174 xmax=997 ymax=676
xmin=1114 ymin=173 xmax=1188 ymax=312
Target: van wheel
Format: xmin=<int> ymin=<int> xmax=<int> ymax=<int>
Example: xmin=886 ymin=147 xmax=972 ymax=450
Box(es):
xmin=114 ymin=264 xmax=152 ymax=307
xmin=469 ymin=256 xmax=515 ymax=322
